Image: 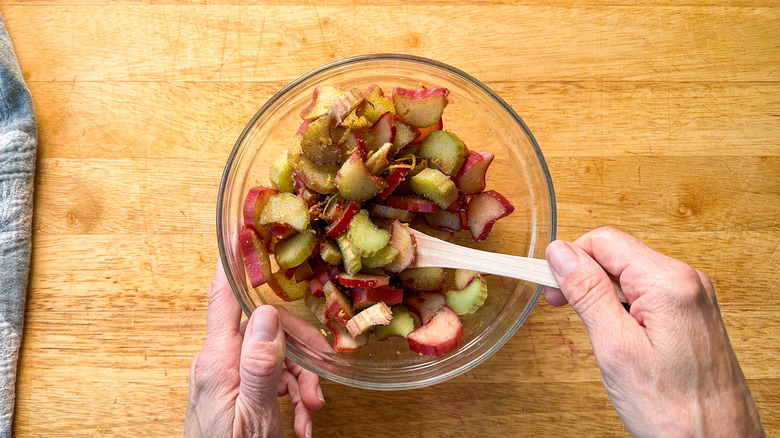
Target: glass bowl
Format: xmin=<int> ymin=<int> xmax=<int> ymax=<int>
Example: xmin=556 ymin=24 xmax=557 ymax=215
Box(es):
xmin=217 ymin=54 xmax=556 ymax=390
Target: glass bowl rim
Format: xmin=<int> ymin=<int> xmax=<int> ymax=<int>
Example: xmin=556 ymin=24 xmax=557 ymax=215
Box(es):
xmin=216 ymin=53 xmax=557 ymax=390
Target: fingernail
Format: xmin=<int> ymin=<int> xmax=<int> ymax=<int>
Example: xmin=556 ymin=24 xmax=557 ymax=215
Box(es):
xmin=252 ymin=306 xmax=279 ymax=342
xmin=305 ymin=420 xmax=313 ymax=438
xmin=547 ymin=240 xmax=579 ymax=277
xmin=317 ymin=386 xmax=325 ymax=404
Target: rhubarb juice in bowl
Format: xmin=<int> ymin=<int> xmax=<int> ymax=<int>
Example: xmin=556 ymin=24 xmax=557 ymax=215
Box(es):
xmin=217 ymin=54 xmax=556 ymax=390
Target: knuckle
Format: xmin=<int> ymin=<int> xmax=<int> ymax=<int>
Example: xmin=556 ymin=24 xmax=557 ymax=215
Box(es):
xmin=564 ymin=273 xmax=613 ymax=315
xmin=240 ymin=352 xmax=281 ymax=381
xmin=590 ymin=226 xmax=623 ymax=243
xmin=667 ymin=262 xmax=707 ymax=306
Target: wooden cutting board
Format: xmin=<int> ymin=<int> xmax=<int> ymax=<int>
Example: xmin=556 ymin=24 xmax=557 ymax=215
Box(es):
xmin=2 ymin=1 xmax=778 ymax=436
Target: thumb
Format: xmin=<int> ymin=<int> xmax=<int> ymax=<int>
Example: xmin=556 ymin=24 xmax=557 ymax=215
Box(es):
xmin=546 ymin=240 xmax=629 ymax=337
xmin=238 ymin=305 xmax=286 ymax=411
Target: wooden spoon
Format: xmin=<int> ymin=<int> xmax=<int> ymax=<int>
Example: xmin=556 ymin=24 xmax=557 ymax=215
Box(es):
xmin=406 ymin=228 xmax=627 ymax=304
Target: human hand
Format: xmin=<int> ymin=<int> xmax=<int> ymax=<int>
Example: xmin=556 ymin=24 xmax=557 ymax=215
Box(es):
xmin=544 ymin=227 xmax=764 ymax=437
xmin=184 ymin=260 xmax=325 ymax=438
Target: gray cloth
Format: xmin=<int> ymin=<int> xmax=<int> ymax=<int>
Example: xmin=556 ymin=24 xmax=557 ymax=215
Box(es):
xmin=0 ymin=11 xmax=36 ymax=438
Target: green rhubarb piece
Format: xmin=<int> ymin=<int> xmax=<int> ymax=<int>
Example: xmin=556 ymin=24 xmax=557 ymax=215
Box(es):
xmin=294 ymin=154 xmax=339 ymax=194
xmin=365 ymin=142 xmax=393 ymax=175
xmin=348 ymin=210 xmax=391 ymax=257
xmin=269 ymin=151 xmax=294 ymax=193
xmin=399 ymin=267 xmax=446 ymax=292
xmin=270 ymin=271 xmax=309 ymax=301
xmin=339 ymin=102 xmax=372 ymax=130
xmin=274 ymin=231 xmax=317 ymax=269
xmin=258 ymin=193 xmax=309 ymax=231
xmin=409 ymin=168 xmax=458 ymax=209
xmin=418 ymin=131 xmax=467 ymax=176
xmin=363 ymin=85 xmax=395 ymax=124
xmin=336 ymin=233 xmax=362 ymax=275
xmin=320 ymin=239 xmax=342 ymax=265
xmin=301 ymin=115 xmax=344 ymax=164
xmin=336 ymin=154 xmax=386 ymax=202
xmin=375 ymin=306 xmax=416 ymax=341
xmin=361 ymin=244 xmax=400 ymax=268
xmin=302 ymin=85 xmax=344 ymax=120
xmin=446 ymin=275 xmax=488 ymax=315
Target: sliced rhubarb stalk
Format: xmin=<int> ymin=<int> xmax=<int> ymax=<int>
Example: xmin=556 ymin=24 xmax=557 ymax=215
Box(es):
xmin=365 ymin=142 xmax=393 ymax=175
xmin=327 ymin=320 xmax=368 ymax=352
xmin=305 ymin=293 xmax=328 ymax=325
xmin=409 ymin=168 xmax=458 ymax=210
xmin=454 ymin=269 xmax=480 ymax=290
xmin=268 ymin=271 xmax=310 ymax=302
xmin=336 ymin=233 xmax=362 ymax=275
xmin=407 ymin=305 xmax=462 ymax=357
xmin=375 ymin=167 xmax=409 ymax=202
xmin=347 ymin=209 xmax=391 ymax=257
xmin=418 ymin=131 xmax=467 ymax=176
xmin=308 ymin=276 xmax=325 ymax=298
xmin=423 ymin=210 xmax=463 ymax=232
xmin=446 ymin=274 xmax=488 ymax=315
xmin=453 ymin=150 xmax=494 ymax=195
xmin=294 ymin=154 xmax=339 ymax=194
xmin=392 ymin=87 xmax=449 ymax=128
xmin=409 ymin=216 xmax=455 ymax=242
xmin=366 ymin=111 xmax=395 ymax=152
xmin=375 ymin=306 xmax=417 ymax=341
xmin=268 ymin=223 xmax=297 ymax=241
xmin=336 ymin=153 xmax=387 ymax=202
xmin=363 ymin=84 xmax=395 ymax=123
xmin=466 ymin=190 xmax=515 ymax=241
xmin=258 ymin=193 xmax=309 ymax=232
xmin=242 ymin=186 xmax=278 ymax=243
xmin=351 ymin=286 xmax=404 ymax=311
xmin=323 ymin=280 xmax=354 ymax=327
xmin=361 ymin=244 xmax=400 ymax=269
xmin=293 ymin=260 xmax=314 ymax=282
xmin=300 ymin=85 xmax=344 ymax=120
xmin=319 ymin=238 xmax=342 ymax=265
xmin=392 ymin=120 xmax=420 ymax=155
xmin=339 ymin=100 xmax=372 ymax=130
xmin=346 ymin=302 xmax=393 ymax=338
xmin=269 ymin=152 xmax=295 ymax=193
xmin=336 ymin=272 xmax=390 ymax=289
xmin=301 ymin=114 xmax=342 ymax=164
xmin=403 ymin=292 xmax=447 ymax=324
xmin=328 ymin=87 xmax=363 ymax=127
xmin=325 ymin=200 xmax=360 ymax=238
xmin=384 ymin=221 xmax=416 ymax=273
xmin=399 ymin=267 xmax=446 ymax=293
xmin=296 ymin=119 xmax=311 ymax=136
xmin=368 ymin=203 xmax=415 ymax=223
xmin=274 ymin=231 xmax=317 ymax=269
xmin=384 ymin=195 xmax=440 ymax=213
xmin=239 ymin=227 xmax=273 ymax=287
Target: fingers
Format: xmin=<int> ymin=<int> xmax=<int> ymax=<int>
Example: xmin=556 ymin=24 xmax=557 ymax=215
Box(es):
xmin=546 ymin=240 xmax=634 ymax=336
xmin=543 ymin=286 xmax=568 ymax=306
xmin=203 ymin=258 xmax=243 ymax=351
xmin=278 ymin=370 xmax=315 ymax=438
xmin=237 ymin=305 xmax=286 ymax=414
xmin=285 ymin=358 xmax=326 ymax=411
xmin=572 ymin=227 xmax=655 ymax=279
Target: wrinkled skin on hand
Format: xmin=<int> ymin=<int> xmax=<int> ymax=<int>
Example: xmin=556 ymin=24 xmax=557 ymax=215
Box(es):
xmin=184 ymin=260 xmax=325 ymax=438
xmin=545 ymin=227 xmax=764 ymax=437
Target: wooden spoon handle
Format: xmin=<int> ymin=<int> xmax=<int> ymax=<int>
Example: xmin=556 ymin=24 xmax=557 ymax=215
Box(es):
xmin=408 ymin=229 xmax=628 ymax=304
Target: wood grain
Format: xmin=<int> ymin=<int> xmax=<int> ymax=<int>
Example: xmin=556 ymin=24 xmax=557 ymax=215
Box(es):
xmin=2 ymin=5 xmax=779 ymax=83
xmin=2 ymin=0 xmax=778 ymax=437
